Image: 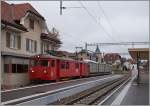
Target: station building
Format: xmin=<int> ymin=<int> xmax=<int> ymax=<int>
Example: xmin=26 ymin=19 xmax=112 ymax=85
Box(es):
xmin=128 ymin=48 xmax=149 ymax=84
xmin=1 ymin=1 xmax=61 ymax=89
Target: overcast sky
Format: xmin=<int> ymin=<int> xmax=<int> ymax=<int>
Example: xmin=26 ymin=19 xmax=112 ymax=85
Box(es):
xmin=8 ymin=1 xmax=149 ymax=57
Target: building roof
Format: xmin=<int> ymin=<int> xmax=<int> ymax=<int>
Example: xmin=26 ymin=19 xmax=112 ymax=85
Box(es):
xmin=104 ymin=53 xmax=121 ymax=57
xmin=1 ymin=1 xmax=27 ymax=31
xmin=11 ymin=2 xmax=44 ymax=20
xmin=128 ymin=48 xmax=149 ymax=60
xmin=1 ymin=1 xmax=44 ymax=31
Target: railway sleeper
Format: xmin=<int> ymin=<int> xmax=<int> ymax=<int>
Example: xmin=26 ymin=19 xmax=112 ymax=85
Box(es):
xmin=74 ymin=77 xmax=128 ymax=105
xmin=49 ymin=75 xmax=129 ymax=105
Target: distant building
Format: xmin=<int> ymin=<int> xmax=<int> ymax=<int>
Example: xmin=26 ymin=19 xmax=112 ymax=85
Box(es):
xmin=1 ymin=1 xmax=61 ymax=89
xmin=77 ymin=45 xmax=103 ymax=62
xmin=93 ymin=45 xmax=103 ymax=63
xmin=77 ymin=49 xmax=92 ymax=61
xmin=104 ymin=53 xmax=121 ymax=65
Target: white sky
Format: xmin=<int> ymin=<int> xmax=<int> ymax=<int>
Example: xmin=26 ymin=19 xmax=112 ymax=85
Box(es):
xmin=8 ymin=1 xmax=149 ymax=58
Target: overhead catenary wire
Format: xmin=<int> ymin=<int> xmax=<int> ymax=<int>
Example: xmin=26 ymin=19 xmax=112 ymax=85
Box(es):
xmin=78 ymin=1 xmax=126 ymax=52
xmin=79 ymin=1 xmax=117 ymax=42
xmin=59 ymin=31 xmax=86 ymax=51
xmin=97 ymin=1 xmax=122 ymax=41
xmin=97 ymin=1 xmax=128 ymax=51
xmin=60 ymin=31 xmax=86 ymax=44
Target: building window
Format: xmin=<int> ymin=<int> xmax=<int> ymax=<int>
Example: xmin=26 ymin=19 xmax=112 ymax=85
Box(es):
xmin=4 ymin=64 xmax=9 ymax=73
xmin=80 ymin=58 xmax=83 ymax=61
xmin=41 ymin=42 xmax=49 ymax=53
xmin=17 ymin=64 xmax=24 ymax=73
xmin=23 ymin=64 xmax=29 ymax=72
xmin=29 ymin=19 xmax=34 ymax=30
xmin=6 ymin=32 xmax=21 ymax=49
xmin=12 ymin=64 xmax=17 ymax=73
xmin=96 ymin=57 xmax=98 ymax=62
xmin=5 ymin=64 xmax=29 ymax=73
xmin=26 ymin=39 xmax=37 ymax=53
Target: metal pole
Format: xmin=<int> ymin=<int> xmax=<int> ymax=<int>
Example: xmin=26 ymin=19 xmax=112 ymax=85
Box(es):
xmin=85 ymin=43 xmax=87 ymax=51
xmin=75 ymin=47 xmax=78 ymax=60
xmin=60 ymin=0 xmax=62 ymax=15
xmin=137 ymin=52 xmax=140 ymax=84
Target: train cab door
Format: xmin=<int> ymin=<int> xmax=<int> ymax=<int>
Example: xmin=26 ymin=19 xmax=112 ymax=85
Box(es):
xmin=56 ymin=59 xmax=60 ymax=81
xmin=50 ymin=59 xmax=56 ymax=80
xmin=80 ymin=63 xmax=83 ymax=78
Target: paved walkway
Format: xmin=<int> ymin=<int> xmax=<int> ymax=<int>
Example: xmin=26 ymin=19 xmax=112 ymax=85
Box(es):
xmin=111 ymin=69 xmax=149 ymax=105
xmin=121 ymin=82 xmax=149 ymax=105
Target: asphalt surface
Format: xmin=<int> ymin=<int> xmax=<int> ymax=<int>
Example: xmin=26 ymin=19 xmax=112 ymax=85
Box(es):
xmin=2 ymin=74 xmax=115 ymax=102
xmin=121 ymin=83 xmax=149 ymax=105
xmin=100 ymin=70 xmax=149 ymax=105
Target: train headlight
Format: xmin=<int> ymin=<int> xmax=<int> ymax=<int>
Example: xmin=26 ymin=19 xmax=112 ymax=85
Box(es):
xmin=44 ymin=70 xmax=47 ymax=74
xmin=31 ymin=70 xmax=34 ymax=73
xmin=76 ymin=69 xmax=78 ymax=72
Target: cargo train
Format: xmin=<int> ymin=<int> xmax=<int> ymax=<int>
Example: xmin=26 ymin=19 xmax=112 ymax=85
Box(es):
xmin=29 ymin=54 xmax=112 ymax=82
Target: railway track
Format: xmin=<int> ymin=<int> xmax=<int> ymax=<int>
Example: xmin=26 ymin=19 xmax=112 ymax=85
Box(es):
xmin=50 ymin=75 xmax=129 ymax=105
xmin=2 ymin=75 xmax=111 ymax=102
xmin=1 ymin=75 xmax=127 ymax=105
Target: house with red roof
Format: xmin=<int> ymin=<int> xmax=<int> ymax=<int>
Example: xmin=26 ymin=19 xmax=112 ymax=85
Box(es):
xmin=1 ymin=1 xmax=61 ymax=89
xmin=104 ymin=53 xmax=121 ymax=65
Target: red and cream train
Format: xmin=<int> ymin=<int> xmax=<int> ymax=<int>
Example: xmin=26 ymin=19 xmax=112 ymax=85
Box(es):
xmin=29 ymin=54 xmax=112 ymax=82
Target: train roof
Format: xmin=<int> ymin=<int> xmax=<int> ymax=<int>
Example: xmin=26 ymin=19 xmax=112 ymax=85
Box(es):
xmin=30 ymin=54 xmax=86 ymax=63
xmin=83 ymin=59 xmax=99 ymax=63
xmin=83 ymin=60 xmax=112 ymax=66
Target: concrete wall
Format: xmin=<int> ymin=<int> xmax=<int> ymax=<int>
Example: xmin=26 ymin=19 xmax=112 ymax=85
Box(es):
xmin=2 ymin=73 xmax=29 ymax=89
xmin=1 ymin=57 xmax=4 ymax=85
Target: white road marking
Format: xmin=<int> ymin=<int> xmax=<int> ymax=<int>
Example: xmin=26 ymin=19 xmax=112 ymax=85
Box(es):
xmin=98 ymin=77 xmax=131 ymax=105
xmin=1 ymin=75 xmax=121 ymax=105
xmin=111 ymin=73 xmax=137 ymax=105
xmin=1 ymin=75 xmax=110 ymax=93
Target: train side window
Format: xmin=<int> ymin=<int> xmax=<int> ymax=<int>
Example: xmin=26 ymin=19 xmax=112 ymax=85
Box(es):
xmin=51 ymin=60 xmax=55 ymax=67
xmin=61 ymin=63 xmax=65 ymax=69
xmin=75 ymin=63 xmax=79 ymax=69
xmin=66 ymin=62 xmax=69 ymax=69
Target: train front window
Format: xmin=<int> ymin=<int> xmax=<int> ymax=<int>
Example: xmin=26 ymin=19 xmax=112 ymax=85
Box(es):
xmin=31 ymin=60 xmax=39 ymax=66
xmin=41 ymin=60 xmax=49 ymax=67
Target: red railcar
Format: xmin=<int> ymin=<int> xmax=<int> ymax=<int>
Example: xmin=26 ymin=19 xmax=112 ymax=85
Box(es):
xmin=29 ymin=54 xmax=89 ymax=82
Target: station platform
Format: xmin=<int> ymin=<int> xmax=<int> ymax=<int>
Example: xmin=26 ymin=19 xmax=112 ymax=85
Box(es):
xmin=103 ymin=70 xmax=149 ymax=106
xmin=109 ymin=70 xmax=149 ymax=105
xmin=121 ymin=80 xmax=149 ymax=105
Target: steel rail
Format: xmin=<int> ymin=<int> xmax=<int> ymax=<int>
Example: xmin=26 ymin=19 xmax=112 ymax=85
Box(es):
xmin=2 ymin=75 xmax=122 ymax=105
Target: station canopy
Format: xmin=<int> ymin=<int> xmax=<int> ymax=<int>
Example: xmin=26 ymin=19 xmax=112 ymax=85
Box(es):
xmin=128 ymin=48 xmax=149 ymax=60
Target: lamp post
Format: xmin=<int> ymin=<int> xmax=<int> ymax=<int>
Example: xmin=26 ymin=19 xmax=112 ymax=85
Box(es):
xmin=137 ymin=51 xmax=140 ymax=84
